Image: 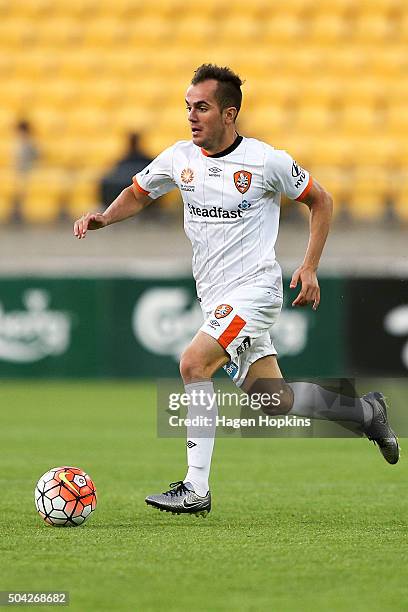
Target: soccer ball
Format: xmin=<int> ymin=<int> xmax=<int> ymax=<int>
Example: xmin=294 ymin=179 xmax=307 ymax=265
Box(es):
xmin=34 ymin=466 xmax=97 ymax=527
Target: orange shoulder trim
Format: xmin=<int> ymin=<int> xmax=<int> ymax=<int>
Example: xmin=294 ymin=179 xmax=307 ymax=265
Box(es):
xmin=132 ymin=176 xmax=150 ymax=196
xmin=295 ymin=175 xmax=313 ymax=201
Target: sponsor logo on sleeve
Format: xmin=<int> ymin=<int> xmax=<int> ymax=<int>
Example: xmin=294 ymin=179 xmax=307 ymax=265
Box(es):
xmin=214 ymin=304 xmax=233 ymax=319
xmin=292 ymin=161 xmax=306 ymax=189
xmin=234 ymin=170 xmax=252 ymax=194
xmin=292 ymin=161 xmax=302 ymax=177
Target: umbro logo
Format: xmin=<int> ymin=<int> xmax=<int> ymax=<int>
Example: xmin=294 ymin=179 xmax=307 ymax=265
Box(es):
xmin=186 ymin=440 xmax=197 ymax=448
xmin=208 ymin=166 xmax=222 ymax=177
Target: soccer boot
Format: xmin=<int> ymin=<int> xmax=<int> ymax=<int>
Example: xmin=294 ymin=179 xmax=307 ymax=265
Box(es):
xmin=363 ymin=392 xmax=400 ymax=464
xmin=145 ymin=481 xmax=211 ymax=517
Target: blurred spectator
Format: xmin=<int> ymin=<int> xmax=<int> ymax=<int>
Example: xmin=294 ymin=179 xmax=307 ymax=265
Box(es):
xmin=11 ymin=119 xmax=40 ymax=223
xmin=99 ymin=132 xmax=152 ymax=209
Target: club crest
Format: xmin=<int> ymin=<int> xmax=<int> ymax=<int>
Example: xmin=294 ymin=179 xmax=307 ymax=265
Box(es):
xmin=234 ymin=170 xmax=252 ymax=194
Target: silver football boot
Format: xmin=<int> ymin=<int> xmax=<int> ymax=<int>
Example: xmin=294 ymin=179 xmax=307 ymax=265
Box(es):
xmin=145 ymin=481 xmax=211 ymax=517
xmin=363 ymin=392 xmax=400 ymax=464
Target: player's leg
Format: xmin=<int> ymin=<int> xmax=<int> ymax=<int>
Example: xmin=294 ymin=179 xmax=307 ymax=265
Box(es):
xmin=145 ymin=332 xmax=228 ymax=516
xmin=241 ymin=354 xmax=293 ymax=414
xmin=241 ymin=355 xmax=399 ymax=464
xmin=179 ymin=331 xmax=228 ymax=497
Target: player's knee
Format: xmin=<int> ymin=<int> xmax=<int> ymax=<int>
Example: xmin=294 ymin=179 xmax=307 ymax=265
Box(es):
xmin=179 ymin=350 xmax=213 ymax=383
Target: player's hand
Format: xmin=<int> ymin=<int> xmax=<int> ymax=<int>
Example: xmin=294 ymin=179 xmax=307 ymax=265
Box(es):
xmin=290 ymin=266 xmax=320 ymax=310
xmin=73 ymin=212 xmax=108 ymax=239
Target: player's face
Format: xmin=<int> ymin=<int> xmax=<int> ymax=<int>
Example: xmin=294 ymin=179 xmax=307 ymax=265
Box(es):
xmin=185 ymin=80 xmax=229 ymax=150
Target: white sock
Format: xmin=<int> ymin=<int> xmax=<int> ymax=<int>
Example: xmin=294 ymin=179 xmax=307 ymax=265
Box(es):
xmin=184 ymin=380 xmax=217 ymax=496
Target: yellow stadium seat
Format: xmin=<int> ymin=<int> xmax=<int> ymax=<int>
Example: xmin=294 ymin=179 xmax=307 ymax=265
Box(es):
xmin=0 ymin=19 xmax=34 ymax=47
xmin=113 ymin=107 xmax=155 ymax=133
xmin=33 ymin=80 xmax=80 ymax=110
xmin=120 ymin=79 xmax=163 ymax=106
xmin=0 ymin=108 xmax=15 ymax=132
xmin=0 ymin=136 xmax=12 ymax=167
xmin=47 ymin=0 xmax=100 ymax=17
xmin=352 ymin=16 xmax=393 ymax=42
xmin=354 ymin=137 xmax=398 ymax=167
xmin=303 ymin=138 xmax=355 ymax=166
xmin=73 ymin=81 xmax=119 ymax=110
xmin=308 ymin=14 xmax=349 ymax=42
xmin=33 ymin=19 xmax=85 ymax=47
xmin=249 ymin=105 xmax=290 ymax=140
xmin=340 ymin=78 xmax=384 ymax=106
xmin=387 ymin=106 xmax=408 ymax=134
xmin=12 ymin=50 xmax=62 ymax=80
xmin=369 ymin=46 xmax=406 ymax=78
xmin=248 ymin=78 xmax=298 ymax=106
xmin=126 ymin=16 xmax=173 ymax=45
xmin=172 ymin=19 xmax=217 ymax=45
xmin=82 ymin=19 xmax=130 ymax=46
xmin=349 ymin=167 xmax=390 ymax=220
xmin=310 ymin=166 xmax=346 ymax=206
xmin=66 ymin=108 xmax=111 ymax=136
xmin=263 ymin=16 xmax=303 ymax=42
xmin=259 ymin=0 xmax=315 ymax=17
xmin=7 ymin=0 xmax=52 ymax=16
xmin=293 ymin=105 xmax=334 ymax=133
xmin=58 ymin=50 xmax=104 ymax=79
xmin=354 ymin=0 xmax=401 ymax=16
xmin=338 ymin=106 xmax=379 ymax=135
xmin=216 ymin=18 xmax=262 ymax=41
xmin=22 ymin=168 xmax=69 ymax=223
xmin=1 ymin=79 xmax=39 ymax=113
xmin=386 ymin=77 xmax=408 ymax=105
xmin=67 ymin=170 xmax=100 ymax=217
xmin=27 ymin=108 xmax=66 ymax=139
xmin=0 ymin=171 xmax=18 ymax=222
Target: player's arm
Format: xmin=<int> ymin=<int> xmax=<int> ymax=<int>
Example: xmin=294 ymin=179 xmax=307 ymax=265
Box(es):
xmin=290 ymin=179 xmax=333 ymax=310
xmin=73 ymin=184 xmax=152 ymax=239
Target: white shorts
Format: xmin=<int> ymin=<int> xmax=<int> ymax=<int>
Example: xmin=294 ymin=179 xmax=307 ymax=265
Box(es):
xmin=200 ymin=286 xmax=283 ymax=387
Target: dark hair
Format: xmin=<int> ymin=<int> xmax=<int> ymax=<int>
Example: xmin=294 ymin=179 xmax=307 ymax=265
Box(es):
xmin=191 ymin=64 xmax=243 ymax=119
xmin=16 ymin=119 xmax=31 ymax=133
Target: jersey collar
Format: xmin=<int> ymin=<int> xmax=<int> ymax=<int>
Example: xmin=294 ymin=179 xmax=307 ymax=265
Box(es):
xmin=201 ymin=134 xmax=243 ymax=158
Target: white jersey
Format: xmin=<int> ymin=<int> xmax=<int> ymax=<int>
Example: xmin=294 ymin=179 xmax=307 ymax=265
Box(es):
xmin=134 ymin=136 xmax=312 ymax=312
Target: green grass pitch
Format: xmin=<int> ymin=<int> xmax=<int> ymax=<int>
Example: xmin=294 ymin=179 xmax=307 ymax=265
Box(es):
xmin=0 ymin=381 xmax=407 ymax=611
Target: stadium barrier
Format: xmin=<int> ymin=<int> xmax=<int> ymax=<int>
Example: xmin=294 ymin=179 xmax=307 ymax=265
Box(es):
xmin=0 ymin=276 xmax=406 ymax=378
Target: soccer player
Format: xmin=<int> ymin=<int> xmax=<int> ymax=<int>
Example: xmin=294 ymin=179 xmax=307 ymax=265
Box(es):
xmin=74 ymin=64 xmax=399 ymax=517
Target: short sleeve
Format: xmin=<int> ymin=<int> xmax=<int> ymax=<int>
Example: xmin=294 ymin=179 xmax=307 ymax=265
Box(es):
xmin=133 ymin=145 xmax=176 ymax=200
xmin=264 ymin=148 xmax=313 ymax=201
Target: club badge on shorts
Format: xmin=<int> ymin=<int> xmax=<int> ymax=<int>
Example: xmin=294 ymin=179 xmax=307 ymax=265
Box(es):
xmin=234 ymin=170 xmax=252 ymax=194
xmin=214 ymin=304 xmax=233 ymax=319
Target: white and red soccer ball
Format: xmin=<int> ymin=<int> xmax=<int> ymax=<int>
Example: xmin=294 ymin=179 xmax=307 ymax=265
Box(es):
xmin=34 ymin=466 xmax=97 ymax=527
